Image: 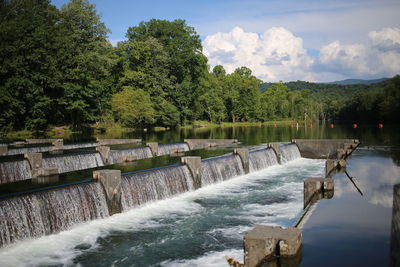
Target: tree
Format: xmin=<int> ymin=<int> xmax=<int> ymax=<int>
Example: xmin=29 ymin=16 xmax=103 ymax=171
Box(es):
xmin=125 ymin=19 xmax=208 ymax=123
xmin=57 ymin=0 xmax=115 ymax=126
xmin=111 ymin=87 xmax=156 ymax=128
xmin=0 ymin=0 xmax=60 ymax=130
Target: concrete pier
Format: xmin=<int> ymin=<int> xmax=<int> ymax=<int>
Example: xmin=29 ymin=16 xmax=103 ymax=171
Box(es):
xmin=181 ymin=156 xmax=202 ymax=189
xmin=0 ymin=144 xmax=8 ymax=156
xmin=96 ymin=146 xmax=111 ymax=165
xmin=269 ymin=143 xmax=282 ymax=163
xmin=50 ymin=139 xmax=64 ymax=151
xmin=97 ymin=139 xmax=142 ymax=146
xmin=325 ymin=159 xmax=338 ymax=177
xmin=244 ymin=225 xmax=302 ymax=267
xmin=184 ymin=139 xmax=238 ymax=150
xmin=24 ymin=153 xmax=43 ymax=169
xmin=234 ymin=148 xmax=249 ymax=174
xmin=93 ymin=170 xmax=122 ymax=215
xmin=304 ymin=177 xmax=334 ymax=208
xmin=146 ymin=142 xmax=159 ymax=157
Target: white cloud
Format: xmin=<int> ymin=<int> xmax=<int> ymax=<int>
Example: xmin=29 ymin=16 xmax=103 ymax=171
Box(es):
xmin=203 ymin=26 xmax=314 ymax=82
xmin=203 ymin=26 xmax=400 ymax=82
xmin=318 ymin=27 xmax=400 ymax=77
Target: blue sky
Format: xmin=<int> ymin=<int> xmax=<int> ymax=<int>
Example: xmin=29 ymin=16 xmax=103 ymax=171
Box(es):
xmin=52 ymin=0 xmax=400 ymax=82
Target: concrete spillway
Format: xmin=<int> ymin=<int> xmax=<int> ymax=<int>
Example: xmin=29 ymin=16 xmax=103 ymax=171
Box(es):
xmin=0 ymin=144 xmax=297 ymax=247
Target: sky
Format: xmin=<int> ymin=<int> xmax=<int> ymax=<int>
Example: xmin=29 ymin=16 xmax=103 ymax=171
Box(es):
xmin=52 ymin=0 xmax=400 ymax=82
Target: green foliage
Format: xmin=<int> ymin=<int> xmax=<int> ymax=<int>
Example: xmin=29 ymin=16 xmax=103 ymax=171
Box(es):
xmin=111 ymin=87 xmax=156 ymax=128
xmin=0 ymin=1 xmax=397 ymax=132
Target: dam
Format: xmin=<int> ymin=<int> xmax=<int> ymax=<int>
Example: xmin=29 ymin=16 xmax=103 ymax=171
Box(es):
xmin=0 ymin=131 xmax=397 ymax=266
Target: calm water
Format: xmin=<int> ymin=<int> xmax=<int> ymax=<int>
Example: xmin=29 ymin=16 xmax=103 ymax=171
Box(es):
xmin=0 ymin=124 xmax=399 ymax=266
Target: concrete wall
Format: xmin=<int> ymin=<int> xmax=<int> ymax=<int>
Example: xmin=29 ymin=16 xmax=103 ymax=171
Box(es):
xmin=184 ymin=139 xmax=238 ymax=150
xmin=97 ymin=139 xmax=142 ymax=146
xmin=293 ymin=139 xmax=359 ymax=159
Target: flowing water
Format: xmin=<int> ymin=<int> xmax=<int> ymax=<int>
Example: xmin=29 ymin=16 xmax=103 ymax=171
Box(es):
xmin=158 ymin=143 xmax=190 ymax=156
xmin=200 ymin=154 xmax=245 ymax=186
xmin=281 ymin=143 xmax=302 ymax=163
xmin=121 ymin=165 xmax=194 ymax=210
xmin=0 ymin=182 xmax=109 ymax=247
xmin=0 ymin=160 xmax=32 ymax=184
xmin=42 ymin=152 xmax=104 ymax=173
xmin=249 ymin=148 xmax=279 ymax=172
xmin=0 ymin=156 xmax=324 ymax=266
xmin=108 ymin=147 xmax=153 ymax=164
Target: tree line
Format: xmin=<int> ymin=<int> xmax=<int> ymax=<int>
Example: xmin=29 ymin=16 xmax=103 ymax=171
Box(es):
xmin=0 ymin=0 xmax=398 ymax=134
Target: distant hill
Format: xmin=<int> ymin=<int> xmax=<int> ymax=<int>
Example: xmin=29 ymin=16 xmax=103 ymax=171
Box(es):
xmin=326 ymin=78 xmax=389 ymax=85
xmin=260 ymin=78 xmax=393 ymax=104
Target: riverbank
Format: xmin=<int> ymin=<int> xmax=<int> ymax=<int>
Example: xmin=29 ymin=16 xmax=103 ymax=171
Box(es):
xmin=0 ymin=120 xmax=297 ymax=142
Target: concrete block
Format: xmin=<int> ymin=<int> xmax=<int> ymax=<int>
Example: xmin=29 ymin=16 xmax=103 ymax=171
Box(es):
xmin=337 ymin=149 xmax=346 ymax=159
xmin=0 ymin=144 xmax=8 ymax=156
xmin=181 ymin=156 xmax=202 ymax=189
xmin=234 ymin=148 xmax=249 ymax=174
xmin=146 ymin=142 xmax=159 ymax=156
xmin=35 ymin=168 xmax=59 ymax=177
xmin=121 ymin=155 xmax=136 ymax=162
xmin=338 ymin=159 xmax=346 ymax=169
xmin=325 ymin=159 xmax=338 ymax=177
xmin=304 ymin=177 xmax=334 ymax=208
xmin=269 ymin=143 xmax=281 ymax=164
xmin=292 ymin=139 xmax=357 ymax=159
xmin=93 ymin=169 xmax=122 ymax=215
xmin=51 ymin=139 xmax=64 ymax=151
xmin=184 ymin=139 xmax=238 ymax=150
xmin=97 ymin=139 xmax=141 ymax=146
xmin=24 ymin=153 xmax=43 ymax=169
xmin=96 ymin=146 xmax=110 ymax=165
xmin=244 ymin=225 xmax=302 ymax=267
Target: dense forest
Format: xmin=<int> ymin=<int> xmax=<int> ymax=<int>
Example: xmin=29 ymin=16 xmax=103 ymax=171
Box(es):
xmin=0 ymin=0 xmax=399 ymax=134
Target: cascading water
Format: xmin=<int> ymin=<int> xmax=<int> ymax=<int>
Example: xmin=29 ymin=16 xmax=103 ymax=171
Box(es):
xmin=0 ymin=182 xmax=109 ymax=247
xmin=280 ymin=143 xmax=301 ymax=163
xmin=108 ymin=147 xmax=153 ymax=164
xmin=0 ymin=160 xmax=32 ymax=184
xmin=158 ymin=143 xmax=190 ymax=156
xmin=200 ymin=154 xmax=245 ymax=186
xmin=42 ymin=152 xmax=104 ymax=173
xmin=121 ymin=165 xmax=194 ymax=210
xmin=249 ymin=148 xmax=279 ymax=172
xmin=7 ymin=146 xmax=50 ymax=156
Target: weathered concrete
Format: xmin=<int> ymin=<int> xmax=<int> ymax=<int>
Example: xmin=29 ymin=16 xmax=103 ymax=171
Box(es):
xmin=181 ymin=156 xmax=202 ymax=189
xmin=304 ymin=177 xmax=334 ymax=208
xmin=49 ymin=139 xmax=64 ymax=152
xmin=0 ymin=144 xmax=7 ymax=156
xmin=12 ymin=141 xmax=25 ymax=147
xmin=146 ymin=142 xmax=159 ymax=157
xmin=93 ymin=169 xmax=122 ymax=215
xmin=269 ymin=143 xmax=282 ymax=163
xmin=325 ymin=159 xmax=338 ymax=177
xmin=24 ymin=153 xmax=43 ymax=169
xmin=97 ymin=139 xmax=142 ymax=146
xmin=33 ymin=168 xmax=59 ymax=177
xmin=391 ymin=184 xmax=400 ymax=266
xmin=337 ymin=149 xmax=346 ymax=159
xmin=234 ymin=148 xmax=249 ymax=174
xmin=184 ymin=139 xmax=238 ymax=150
xmin=244 ymin=225 xmax=302 ymax=267
xmin=26 ymin=138 xmax=58 ymax=144
xmin=293 ymin=139 xmax=359 ymax=159
xmin=121 ymin=155 xmax=137 ymax=162
xmin=96 ymin=146 xmax=111 ymax=165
